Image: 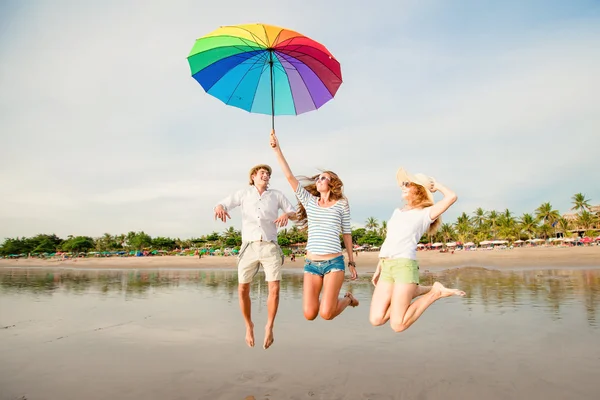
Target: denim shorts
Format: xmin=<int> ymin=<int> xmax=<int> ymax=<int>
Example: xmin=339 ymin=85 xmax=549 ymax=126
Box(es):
xmin=304 ymin=255 xmax=345 ymax=277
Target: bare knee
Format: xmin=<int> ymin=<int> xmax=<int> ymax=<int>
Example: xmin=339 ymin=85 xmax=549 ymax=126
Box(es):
xmin=238 ymin=284 xmax=250 ymax=296
xmin=390 ymin=322 xmax=408 ymax=333
xmin=369 ymin=314 xmax=386 ymax=326
xmin=268 ymin=282 xmax=280 ymax=298
xmin=319 ymin=308 xmax=336 ymax=321
xmin=304 ymin=308 xmax=318 ymax=321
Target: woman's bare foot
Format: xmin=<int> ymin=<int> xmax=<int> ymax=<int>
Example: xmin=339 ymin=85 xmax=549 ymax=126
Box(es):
xmin=245 ymin=323 xmax=255 ymax=347
xmin=432 ymin=282 xmax=466 ymax=298
xmin=345 ymin=292 xmax=359 ymax=307
xmin=263 ymin=325 xmax=274 ymax=349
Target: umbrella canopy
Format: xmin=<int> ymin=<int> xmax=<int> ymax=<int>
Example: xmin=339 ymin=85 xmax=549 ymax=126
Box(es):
xmin=187 ymin=23 xmax=342 ymax=128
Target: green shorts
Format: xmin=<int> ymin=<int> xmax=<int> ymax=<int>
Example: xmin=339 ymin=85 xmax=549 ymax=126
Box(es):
xmin=379 ymin=258 xmax=420 ymax=284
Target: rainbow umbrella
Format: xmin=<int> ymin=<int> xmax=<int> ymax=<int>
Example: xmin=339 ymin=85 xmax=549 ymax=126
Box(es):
xmin=187 ymin=23 xmax=342 ymax=130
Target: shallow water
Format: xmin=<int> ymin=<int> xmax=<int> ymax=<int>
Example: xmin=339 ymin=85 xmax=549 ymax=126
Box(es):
xmin=1 ymin=267 xmax=599 ymax=400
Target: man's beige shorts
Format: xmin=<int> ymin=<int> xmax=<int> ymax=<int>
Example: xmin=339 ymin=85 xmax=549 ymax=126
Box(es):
xmin=237 ymin=241 xmax=284 ymax=284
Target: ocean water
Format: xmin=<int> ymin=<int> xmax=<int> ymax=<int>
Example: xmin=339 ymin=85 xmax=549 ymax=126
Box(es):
xmin=1 ymin=267 xmax=599 ymax=400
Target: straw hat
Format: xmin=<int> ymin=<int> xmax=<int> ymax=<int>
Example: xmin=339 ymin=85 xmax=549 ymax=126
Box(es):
xmin=396 ymin=167 xmax=435 ymax=203
xmin=248 ymin=164 xmax=272 ymax=185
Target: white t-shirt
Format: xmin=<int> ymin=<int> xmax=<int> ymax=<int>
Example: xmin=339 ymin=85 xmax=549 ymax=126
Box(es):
xmin=378 ymin=207 xmax=434 ymax=260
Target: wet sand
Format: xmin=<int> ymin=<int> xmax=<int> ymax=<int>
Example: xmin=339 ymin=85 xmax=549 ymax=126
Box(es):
xmin=2 ymin=245 xmax=599 ymax=271
xmin=1 ymin=267 xmax=599 ymax=399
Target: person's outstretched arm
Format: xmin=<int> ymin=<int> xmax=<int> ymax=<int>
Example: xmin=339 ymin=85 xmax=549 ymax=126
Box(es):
xmin=270 ymin=130 xmax=299 ymax=192
xmin=214 ymin=190 xmax=243 ymax=222
xmin=429 ymin=181 xmax=457 ymax=221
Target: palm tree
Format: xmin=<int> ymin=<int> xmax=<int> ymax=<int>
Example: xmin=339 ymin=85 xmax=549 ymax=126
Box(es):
xmin=535 ymin=202 xmax=561 ymax=225
xmin=556 ymin=217 xmax=572 ymax=238
xmin=571 ymin=193 xmax=591 ymax=213
xmin=439 ymin=223 xmax=455 ymax=244
xmin=471 ymin=208 xmax=488 ymax=229
xmin=222 ymin=227 xmax=242 ymax=246
xmin=94 ymin=233 xmax=112 ymax=252
xmin=379 ymin=221 xmax=388 ymax=240
xmin=487 ymin=210 xmax=499 ymax=239
xmin=288 ymin=226 xmax=307 ymax=244
xmin=497 ymin=210 xmax=518 ymax=240
xmin=576 ymin=211 xmax=597 ymax=231
xmin=456 ymin=212 xmax=470 ymax=226
xmin=456 ymin=223 xmax=472 ymax=243
xmin=537 ymin=223 xmax=553 ymax=239
xmin=519 ymin=213 xmax=538 ymax=240
xmin=365 ymin=217 xmax=379 ymax=231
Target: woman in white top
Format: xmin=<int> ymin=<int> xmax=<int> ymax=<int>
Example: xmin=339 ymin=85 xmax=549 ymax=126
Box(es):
xmin=270 ymin=131 xmax=359 ymax=321
xmin=370 ymin=168 xmax=465 ymax=332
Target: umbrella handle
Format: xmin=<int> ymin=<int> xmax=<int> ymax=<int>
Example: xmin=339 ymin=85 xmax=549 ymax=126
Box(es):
xmin=270 ymin=129 xmax=276 ymax=148
xmin=269 ymin=50 xmax=275 ymax=131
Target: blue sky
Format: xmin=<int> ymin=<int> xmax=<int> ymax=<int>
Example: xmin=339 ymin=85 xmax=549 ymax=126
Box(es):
xmin=1 ymin=0 xmax=599 ymax=240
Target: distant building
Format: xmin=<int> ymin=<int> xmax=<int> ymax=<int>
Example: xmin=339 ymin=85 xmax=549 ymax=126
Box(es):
xmin=561 ymin=204 xmax=600 ymax=237
xmin=562 ymin=212 xmax=578 ymax=222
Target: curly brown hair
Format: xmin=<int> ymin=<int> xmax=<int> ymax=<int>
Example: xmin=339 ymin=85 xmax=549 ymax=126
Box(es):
xmin=296 ymin=170 xmax=346 ymax=228
xmin=248 ymin=164 xmax=272 ymax=186
xmin=406 ymin=182 xmax=441 ymax=235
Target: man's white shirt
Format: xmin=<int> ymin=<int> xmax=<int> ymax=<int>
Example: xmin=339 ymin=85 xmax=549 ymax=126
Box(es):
xmin=215 ymin=186 xmax=296 ymax=243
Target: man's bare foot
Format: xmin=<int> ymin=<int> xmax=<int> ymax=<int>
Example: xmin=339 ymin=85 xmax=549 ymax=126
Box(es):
xmin=263 ymin=325 xmax=274 ymax=349
xmin=345 ymin=292 xmax=359 ymax=307
xmin=432 ymin=282 xmax=466 ymax=298
xmin=245 ymin=323 xmax=255 ymax=348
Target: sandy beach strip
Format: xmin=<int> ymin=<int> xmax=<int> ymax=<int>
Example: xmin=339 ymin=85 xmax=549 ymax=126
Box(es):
xmin=1 ymin=246 xmax=599 ymax=271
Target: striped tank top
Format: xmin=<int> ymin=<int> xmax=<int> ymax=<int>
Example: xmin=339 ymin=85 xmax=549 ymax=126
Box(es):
xmin=295 ymin=185 xmax=352 ymax=255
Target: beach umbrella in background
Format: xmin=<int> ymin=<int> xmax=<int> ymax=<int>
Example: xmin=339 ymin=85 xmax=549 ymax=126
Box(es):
xmin=187 ymin=23 xmax=343 ymax=132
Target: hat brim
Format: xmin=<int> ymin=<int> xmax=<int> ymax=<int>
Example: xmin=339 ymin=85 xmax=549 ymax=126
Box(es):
xmin=396 ymin=167 xmax=434 ymax=204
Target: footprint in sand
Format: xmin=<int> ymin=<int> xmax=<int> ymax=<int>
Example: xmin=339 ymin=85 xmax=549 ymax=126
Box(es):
xmin=239 ymin=371 xmax=280 ymax=384
xmin=304 ymin=389 xmax=343 ymax=400
xmin=361 ymin=393 xmax=394 ymax=400
xmin=239 ymin=371 xmax=256 ymax=382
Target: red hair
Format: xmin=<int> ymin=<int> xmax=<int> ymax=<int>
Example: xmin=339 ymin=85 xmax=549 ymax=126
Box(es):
xmin=407 ymin=183 xmax=441 ymax=234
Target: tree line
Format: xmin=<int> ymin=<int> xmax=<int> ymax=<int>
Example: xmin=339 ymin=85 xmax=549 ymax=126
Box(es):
xmin=1 ymin=193 xmax=597 ymax=256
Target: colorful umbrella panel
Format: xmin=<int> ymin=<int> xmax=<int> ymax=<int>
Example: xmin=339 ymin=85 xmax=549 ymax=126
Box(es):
xmin=187 ymin=23 xmax=342 ymax=117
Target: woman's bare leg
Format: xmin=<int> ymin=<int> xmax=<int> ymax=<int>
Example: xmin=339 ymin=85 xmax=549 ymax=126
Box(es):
xmin=370 ymin=283 xmax=432 ymax=326
xmin=389 ymin=282 xmax=465 ymax=332
xmin=369 ymin=280 xmax=394 ymax=326
xmin=319 ymin=271 xmax=357 ymax=320
xmin=415 ymin=284 xmax=432 ymax=297
xmin=303 ymin=273 xmax=323 ymax=320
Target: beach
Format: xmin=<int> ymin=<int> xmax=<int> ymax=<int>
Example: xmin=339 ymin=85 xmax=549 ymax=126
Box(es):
xmin=1 ymin=246 xmax=599 ymax=271
xmin=2 ymin=265 xmax=599 ymax=400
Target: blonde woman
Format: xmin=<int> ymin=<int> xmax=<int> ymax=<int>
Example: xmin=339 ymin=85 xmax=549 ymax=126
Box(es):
xmin=270 ymin=131 xmax=359 ymax=321
xmin=370 ymin=168 xmax=465 ymax=332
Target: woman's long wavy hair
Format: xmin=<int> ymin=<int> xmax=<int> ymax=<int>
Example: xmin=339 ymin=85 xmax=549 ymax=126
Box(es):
xmin=296 ymin=170 xmax=345 ymax=228
xmin=406 ymin=182 xmax=441 ymax=235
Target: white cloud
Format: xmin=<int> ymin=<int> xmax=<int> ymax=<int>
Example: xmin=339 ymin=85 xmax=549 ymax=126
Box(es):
xmin=1 ymin=1 xmax=599 ymax=239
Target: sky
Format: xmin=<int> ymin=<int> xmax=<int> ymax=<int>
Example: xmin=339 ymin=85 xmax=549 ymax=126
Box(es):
xmin=1 ymin=0 xmax=599 ymax=240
